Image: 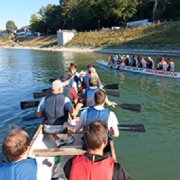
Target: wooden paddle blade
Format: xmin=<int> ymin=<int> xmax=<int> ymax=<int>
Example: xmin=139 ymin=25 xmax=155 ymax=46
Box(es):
xmin=104 ymin=83 xmax=119 ymax=89
xmin=20 ymin=101 xmax=40 ymax=110
xmin=106 ymin=90 xmax=120 ymax=97
xmin=118 ymin=124 xmax=145 ymax=132
xmin=118 ymin=103 xmax=141 ymax=112
xmin=33 ymin=91 xmax=49 ymax=99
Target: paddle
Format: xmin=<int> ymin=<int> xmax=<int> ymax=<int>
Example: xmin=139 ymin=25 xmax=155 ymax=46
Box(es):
xmin=20 ymin=101 xmax=40 ymax=110
xmin=49 ymin=78 xmax=119 ymax=90
xmin=20 ymin=100 xmax=141 ymax=114
xmin=43 ymin=123 xmax=145 ymax=134
xmin=117 ymin=103 xmax=141 ymax=112
xmin=33 ymin=89 xmax=120 ymax=99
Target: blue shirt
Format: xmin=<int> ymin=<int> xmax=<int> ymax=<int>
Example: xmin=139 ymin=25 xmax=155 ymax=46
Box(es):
xmin=0 ymin=158 xmax=37 ymax=180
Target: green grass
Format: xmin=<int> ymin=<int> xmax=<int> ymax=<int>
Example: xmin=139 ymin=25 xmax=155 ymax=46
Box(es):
xmin=0 ymin=22 xmax=179 ymax=48
xmin=67 ymin=22 xmax=180 ymax=47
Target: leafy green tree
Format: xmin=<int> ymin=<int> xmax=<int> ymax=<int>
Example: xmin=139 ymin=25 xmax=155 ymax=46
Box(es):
xmin=6 ymin=20 xmax=17 ymax=33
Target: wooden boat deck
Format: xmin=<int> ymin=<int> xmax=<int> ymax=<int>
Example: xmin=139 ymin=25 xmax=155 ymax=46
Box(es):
xmin=28 ymin=124 xmax=116 ymax=179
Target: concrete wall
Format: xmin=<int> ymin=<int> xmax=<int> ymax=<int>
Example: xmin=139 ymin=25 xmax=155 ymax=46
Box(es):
xmin=57 ymin=30 xmax=76 ymax=46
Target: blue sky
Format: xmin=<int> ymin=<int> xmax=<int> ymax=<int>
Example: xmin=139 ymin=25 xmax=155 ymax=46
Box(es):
xmin=0 ymin=0 xmax=59 ymax=30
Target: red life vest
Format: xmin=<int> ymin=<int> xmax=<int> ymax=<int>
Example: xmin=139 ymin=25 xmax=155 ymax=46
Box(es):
xmin=70 ymin=154 xmax=115 ymax=180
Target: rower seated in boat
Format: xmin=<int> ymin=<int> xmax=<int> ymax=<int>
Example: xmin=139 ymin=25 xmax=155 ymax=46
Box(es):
xmin=0 ymin=128 xmax=52 ymax=180
xmin=64 ymin=120 xmax=133 ymax=180
xmin=36 ymin=79 xmax=82 ymax=147
xmin=167 ymin=58 xmax=175 ymax=72
xmin=65 ymin=89 xmax=119 ymax=138
xmin=83 ymin=77 xmax=117 ymax=108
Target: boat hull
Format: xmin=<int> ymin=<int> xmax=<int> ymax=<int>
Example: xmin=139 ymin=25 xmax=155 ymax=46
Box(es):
xmin=96 ymin=60 xmax=180 ymax=78
xmin=28 ymin=123 xmax=116 ymax=179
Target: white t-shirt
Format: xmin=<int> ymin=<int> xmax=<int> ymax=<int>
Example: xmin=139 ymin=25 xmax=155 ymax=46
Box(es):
xmin=80 ymin=105 xmax=119 ymax=137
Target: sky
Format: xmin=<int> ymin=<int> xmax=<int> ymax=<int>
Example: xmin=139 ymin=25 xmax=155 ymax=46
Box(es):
xmin=0 ymin=0 xmax=59 ymax=30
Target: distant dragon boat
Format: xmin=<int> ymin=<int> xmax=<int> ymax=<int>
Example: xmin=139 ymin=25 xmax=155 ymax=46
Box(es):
xmin=96 ymin=60 xmax=180 ymax=79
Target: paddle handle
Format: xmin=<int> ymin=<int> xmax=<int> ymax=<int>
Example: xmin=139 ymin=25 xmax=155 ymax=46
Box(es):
xmin=117 ymin=103 xmax=141 ymax=112
xmin=118 ymin=124 xmax=145 ymax=132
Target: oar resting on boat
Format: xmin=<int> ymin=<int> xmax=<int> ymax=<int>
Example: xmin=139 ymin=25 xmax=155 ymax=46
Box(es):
xmin=33 ymin=89 xmax=120 ymax=99
xmin=20 ymin=101 xmax=141 ymax=112
xmin=49 ymin=78 xmax=119 ymax=90
xmin=43 ymin=123 xmax=145 ymax=133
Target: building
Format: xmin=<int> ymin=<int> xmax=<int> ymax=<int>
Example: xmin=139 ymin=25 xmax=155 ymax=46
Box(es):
xmin=57 ymin=30 xmax=76 ymax=46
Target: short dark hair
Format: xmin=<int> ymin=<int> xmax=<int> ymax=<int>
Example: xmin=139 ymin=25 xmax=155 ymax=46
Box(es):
xmin=2 ymin=129 xmax=30 ymax=162
xmin=94 ymin=90 xmax=106 ymax=105
xmin=84 ymin=120 xmax=108 ymax=150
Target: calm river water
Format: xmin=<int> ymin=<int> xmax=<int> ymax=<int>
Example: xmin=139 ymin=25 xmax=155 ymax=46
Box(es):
xmin=0 ymin=48 xmax=179 ymax=180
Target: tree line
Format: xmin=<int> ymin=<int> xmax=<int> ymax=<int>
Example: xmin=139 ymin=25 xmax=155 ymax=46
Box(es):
xmin=5 ymin=0 xmax=180 ymax=35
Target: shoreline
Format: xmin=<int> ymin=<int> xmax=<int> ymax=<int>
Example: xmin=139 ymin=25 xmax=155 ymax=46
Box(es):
xmin=1 ymin=45 xmax=180 ymax=57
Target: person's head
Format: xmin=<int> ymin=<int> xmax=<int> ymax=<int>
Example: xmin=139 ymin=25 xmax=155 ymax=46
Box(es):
xmin=94 ymin=90 xmax=106 ymax=105
xmin=69 ymin=63 xmax=77 ymax=74
xmin=60 ymin=71 xmax=70 ymax=82
xmin=84 ymin=120 xmax=108 ymax=151
xmin=2 ymin=129 xmax=30 ymax=162
xmin=52 ymin=79 xmax=63 ymax=93
xmin=89 ymin=77 xmax=98 ymax=87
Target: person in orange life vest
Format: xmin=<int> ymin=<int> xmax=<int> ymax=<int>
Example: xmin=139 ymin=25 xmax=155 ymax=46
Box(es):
xmin=65 ymin=90 xmax=119 ymax=137
xmin=63 ymin=120 xmax=133 ymax=180
xmin=167 ymin=58 xmax=175 ymax=72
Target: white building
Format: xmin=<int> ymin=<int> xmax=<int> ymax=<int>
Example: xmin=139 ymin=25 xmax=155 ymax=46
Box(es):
xmin=57 ymin=30 xmax=76 ymax=46
xmin=127 ymin=19 xmax=152 ymax=27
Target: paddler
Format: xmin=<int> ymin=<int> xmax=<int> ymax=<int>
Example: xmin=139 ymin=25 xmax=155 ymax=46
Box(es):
xmin=83 ymin=76 xmax=117 ymax=108
xmin=65 ymin=89 xmax=119 ymax=137
xmin=63 ymin=120 xmax=133 ymax=180
xmin=36 ymin=79 xmax=82 ymax=147
xmin=167 ymin=58 xmax=175 ymax=72
xmin=0 ymin=128 xmax=52 ymax=180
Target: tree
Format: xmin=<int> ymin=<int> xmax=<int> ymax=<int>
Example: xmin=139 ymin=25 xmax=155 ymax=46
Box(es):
xmin=6 ymin=20 xmax=17 ymax=33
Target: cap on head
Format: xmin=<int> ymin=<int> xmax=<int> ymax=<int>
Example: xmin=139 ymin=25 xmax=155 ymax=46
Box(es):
xmin=52 ymin=80 xmax=63 ymax=90
xmin=60 ymin=71 xmax=69 ymax=81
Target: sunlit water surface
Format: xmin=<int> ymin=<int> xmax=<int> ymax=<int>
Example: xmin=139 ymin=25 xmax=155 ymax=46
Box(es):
xmin=0 ymin=48 xmax=179 ymax=180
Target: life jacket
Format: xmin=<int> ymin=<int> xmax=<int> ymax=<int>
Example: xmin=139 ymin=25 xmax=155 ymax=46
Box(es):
xmin=0 ymin=158 xmax=37 ymax=180
xmin=147 ymin=60 xmax=153 ymax=69
xmin=83 ymin=75 xmax=90 ymax=89
xmin=86 ymin=107 xmax=110 ymax=125
xmin=70 ymin=154 xmax=115 ymax=180
xmin=63 ymin=84 xmax=72 ymax=101
xmin=84 ymin=87 xmax=99 ymax=107
xmin=45 ymin=93 xmax=65 ymax=119
xmin=167 ymin=61 xmax=175 ymax=71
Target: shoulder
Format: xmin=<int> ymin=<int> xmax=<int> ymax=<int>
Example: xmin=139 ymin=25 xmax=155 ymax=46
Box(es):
xmin=113 ymin=163 xmax=133 ymax=180
xmin=63 ymin=157 xmax=74 ymax=179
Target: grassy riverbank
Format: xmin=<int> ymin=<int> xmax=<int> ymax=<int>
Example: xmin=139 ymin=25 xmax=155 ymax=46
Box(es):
xmin=0 ymin=22 xmax=180 ymax=50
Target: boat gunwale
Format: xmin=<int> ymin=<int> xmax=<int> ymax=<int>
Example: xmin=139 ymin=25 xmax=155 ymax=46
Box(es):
xmin=96 ymin=59 xmax=180 ymax=78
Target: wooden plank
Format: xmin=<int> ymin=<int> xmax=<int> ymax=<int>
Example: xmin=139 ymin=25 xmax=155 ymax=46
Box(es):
xmin=109 ymin=140 xmax=117 ymax=162
xmin=28 ymin=125 xmax=44 ymax=156
xmin=32 ymin=147 xmax=86 ymax=157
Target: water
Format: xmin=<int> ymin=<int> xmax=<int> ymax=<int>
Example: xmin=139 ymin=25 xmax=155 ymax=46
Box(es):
xmin=0 ymin=48 xmax=179 ymax=180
